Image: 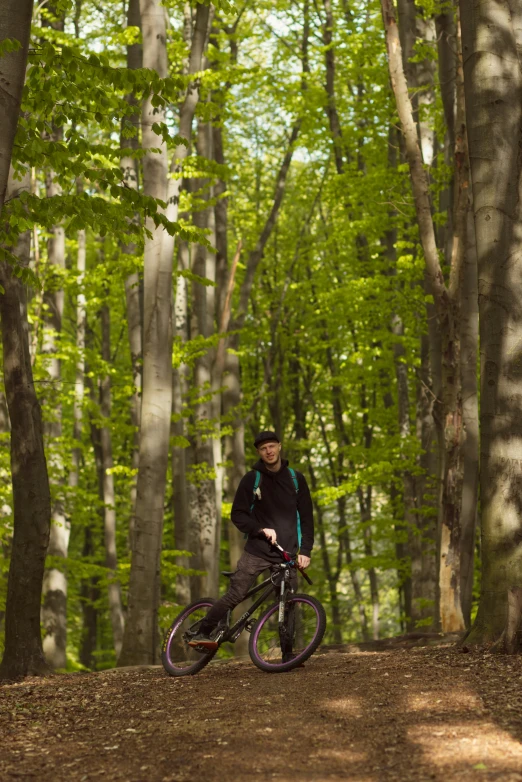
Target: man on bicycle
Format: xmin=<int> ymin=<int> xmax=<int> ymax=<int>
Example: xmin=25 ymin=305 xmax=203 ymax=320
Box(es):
xmin=189 ymin=430 xmax=314 ymax=650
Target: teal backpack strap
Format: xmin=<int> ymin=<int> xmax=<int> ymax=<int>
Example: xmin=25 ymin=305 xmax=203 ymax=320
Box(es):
xmin=288 ymin=467 xmax=302 ymax=548
xmin=246 ymin=470 xmax=262 ymax=538
xmin=250 ymin=470 xmax=261 ymax=511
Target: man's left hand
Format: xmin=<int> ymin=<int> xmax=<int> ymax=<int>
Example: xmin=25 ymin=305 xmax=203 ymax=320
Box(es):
xmin=298 ymin=554 xmax=310 ymax=569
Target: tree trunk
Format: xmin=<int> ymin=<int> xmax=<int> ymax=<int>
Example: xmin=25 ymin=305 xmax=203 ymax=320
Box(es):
xmin=118 ymin=0 xmax=170 ymax=666
xmin=79 ymin=526 xmax=99 ymax=670
xmin=121 ymin=0 xmax=143 ymax=546
xmin=172 ymin=239 xmax=191 ymax=606
xmin=41 ymin=164 xmax=69 ymax=670
xmin=339 ymin=499 xmax=370 ymax=642
xmin=460 ymin=201 xmax=479 ymax=625
xmin=381 ymin=0 xmax=469 ymax=632
xmin=0 ymin=174 xmax=51 ymax=680
xmin=160 ymin=2 xmax=210 ymax=285
xmin=190 ymin=118 xmax=219 ymax=600
xmin=69 ymin=224 xmax=86 ymax=492
xmin=321 ymin=0 xmax=345 ymax=174
xmin=460 ymin=0 xmax=522 ymax=644
xmin=308 ymin=462 xmax=342 ymax=644
xmin=358 ymin=486 xmax=379 ymax=640
xmin=0 ymin=0 xmax=33 ymax=216
xmin=99 ymin=304 xmax=125 ymax=656
xmin=223 ymin=350 xmax=250 ymax=656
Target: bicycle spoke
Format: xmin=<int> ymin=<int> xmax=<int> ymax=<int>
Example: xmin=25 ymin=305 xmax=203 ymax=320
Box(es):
xmin=162 ymin=600 xmax=216 ymax=676
xmin=252 ymin=596 xmax=322 ymax=667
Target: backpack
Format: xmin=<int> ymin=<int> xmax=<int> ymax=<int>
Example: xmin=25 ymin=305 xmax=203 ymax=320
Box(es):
xmin=248 ymin=467 xmax=302 ymax=548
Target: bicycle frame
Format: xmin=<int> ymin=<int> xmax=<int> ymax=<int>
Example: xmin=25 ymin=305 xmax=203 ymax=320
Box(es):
xmin=218 ymin=565 xmax=293 ymax=644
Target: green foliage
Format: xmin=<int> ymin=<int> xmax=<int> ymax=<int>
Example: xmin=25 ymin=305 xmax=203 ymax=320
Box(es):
xmin=0 ymin=0 xmax=459 ymax=665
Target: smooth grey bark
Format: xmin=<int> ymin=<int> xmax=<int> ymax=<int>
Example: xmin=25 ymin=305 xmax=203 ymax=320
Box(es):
xmin=40 ymin=0 xmax=68 ymax=662
xmin=170 ymin=4 xmax=210 ymax=607
xmin=69 ymin=224 xmax=86 ymax=492
xmin=41 ymin=164 xmax=69 ymax=670
xmin=461 ymin=0 xmax=522 ymax=643
xmin=0 ymin=172 xmax=51 ymax=680
xmin=460 ymin=203 xmax=479 ymax=626
xmin=172 ymin=238 xmax=191 ymax=607
xmin=223 ymin=349 xmax=250 ymax=657
xmin=160 ymin=2 xmax=210 ymax=276
xmin=99 ymin=304 xmax=125 ymax=656
xmin=415 ymin=329 xmax=439 ymax=627
xmin=0 ymin=0 xmax=33 ymax=217
xmin=121 ymin=0 xmax=143 ymax=545
xmin=120 ymin=0 xmax=210 ymax=666
xmin=190 ymin=117 xmax=220 ymax=600
xmin=118 ymin=0 xmax=170 ymax=667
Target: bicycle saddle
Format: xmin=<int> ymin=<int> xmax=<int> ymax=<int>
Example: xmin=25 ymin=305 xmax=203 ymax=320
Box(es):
xmin=221 ymin=571 xmax=234 ymax=578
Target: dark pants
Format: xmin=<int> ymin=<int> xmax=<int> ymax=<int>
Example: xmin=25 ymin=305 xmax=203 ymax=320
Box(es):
xmin=201 ymin=550 xmax=298 ymax=632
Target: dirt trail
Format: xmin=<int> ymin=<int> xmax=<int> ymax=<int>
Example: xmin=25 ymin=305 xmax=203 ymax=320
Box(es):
xmin=2 ymin=645 xmax=522 ymax=781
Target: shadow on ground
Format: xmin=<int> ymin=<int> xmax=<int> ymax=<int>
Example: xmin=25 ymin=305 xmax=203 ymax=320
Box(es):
xmin=2 ymin=645 xmax=522 ymax=781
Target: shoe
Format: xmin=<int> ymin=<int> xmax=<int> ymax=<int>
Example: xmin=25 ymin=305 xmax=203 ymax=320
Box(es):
xmin=187 ymin=632 xmax=218 ymax=651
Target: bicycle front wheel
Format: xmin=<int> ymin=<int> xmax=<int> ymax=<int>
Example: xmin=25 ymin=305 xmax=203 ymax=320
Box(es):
xmin=249 ymin=593 xmax=326 ymax=673
xmin=161 ymin=598 xmax=217 ymax=677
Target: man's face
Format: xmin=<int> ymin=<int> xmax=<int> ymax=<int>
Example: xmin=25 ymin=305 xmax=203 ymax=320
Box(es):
xmin=257 ymin=440 xmax=282 ymax=466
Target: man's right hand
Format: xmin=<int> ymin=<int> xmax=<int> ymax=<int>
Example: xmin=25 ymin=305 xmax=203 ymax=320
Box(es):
xmin=262 ymin=528 xmax=277 ymax=545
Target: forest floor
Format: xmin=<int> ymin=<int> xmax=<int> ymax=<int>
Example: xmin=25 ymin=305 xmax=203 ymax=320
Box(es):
xmin=2 ymin=639 xmax=522 ymax=782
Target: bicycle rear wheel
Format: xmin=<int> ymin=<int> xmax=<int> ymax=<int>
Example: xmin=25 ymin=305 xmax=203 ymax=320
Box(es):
xmin=161 ymin=598 xmax=217 ymax=677
xmin=249 ymin=593 xmax=326 ymax=673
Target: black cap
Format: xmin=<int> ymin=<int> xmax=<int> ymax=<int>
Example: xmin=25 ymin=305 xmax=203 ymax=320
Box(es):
xmin=254 ymin=430 xmax=280 ymax=448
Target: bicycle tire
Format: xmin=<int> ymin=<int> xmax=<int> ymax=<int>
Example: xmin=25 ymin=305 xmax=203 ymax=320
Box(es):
xmin=249 ymin=593 xmax=326 ymax=673
xmin=161 ymin=597 xmax=217 ymax=677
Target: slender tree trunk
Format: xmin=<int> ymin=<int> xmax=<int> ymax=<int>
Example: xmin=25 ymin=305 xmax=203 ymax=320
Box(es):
xmin=172 ymin=239 xmax=191 ymax=606
xmin=339 ymin=498 xmax=370 ymax=642
xmin=307 ymin=460 xmax=342 ymax=643
xmin=0 ymin=0 xmax=33 ymax=217
xmin=118 ymin=0 xmax=170 ymax=666
xmin=381 ymin=0 xmax=469 ymax=631
xmin=460 ymin=0 xmax=522 ymax=644
xmin=0 ymin=171 xmax=51 ymax=680
xmin=223 ymin=350 xmax=249 ymax=656
xmin=0 ymin=392 xmax=10 ymax=640
xmin=396 ymin=0 xmax=444 ymax=630
xmin=79 ymin=526 xmax=99 ymax=670
xmin=121 ymin=0 xmax=143 ymax=545
xmin=40 ymin=0 xmax=68 ymax=663
xmin=99 ymin=303 xmax=125 ymax=656
xmin=69 ymin=225 xmax=86 ymax=491
xmin=460 ymin=203 xmax=479 ymax=625
xmin=189 ymin=118 xmax=220 ymax=600
xmin=321 ymin=0 xmax=345 ymax=174
xmin=160 ymin=2 xmax=210 ymax=283
xmin=358 ymin=485 xmax=379 ymax=639
xmin=41 ymin=164 xmax=69 ymax=670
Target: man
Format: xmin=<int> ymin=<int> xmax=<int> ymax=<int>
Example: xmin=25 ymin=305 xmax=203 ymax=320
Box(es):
xmin=188 ymin=430 xmax=314 ymax=649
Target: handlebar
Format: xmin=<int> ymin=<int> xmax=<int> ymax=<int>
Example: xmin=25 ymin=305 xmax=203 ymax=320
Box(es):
xmin=270 ymin=538 xmax=314 ymax=585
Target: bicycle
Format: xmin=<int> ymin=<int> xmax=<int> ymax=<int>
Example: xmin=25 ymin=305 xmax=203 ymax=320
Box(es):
xmin=161 ymin=544 xmax=327 ymax=676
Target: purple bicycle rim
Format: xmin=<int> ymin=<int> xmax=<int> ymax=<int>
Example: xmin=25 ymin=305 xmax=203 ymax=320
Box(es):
xmin=252 ymin=596 xmax=320 ymax=669
xmin=165 ymin=601 xmax=214 ymax=668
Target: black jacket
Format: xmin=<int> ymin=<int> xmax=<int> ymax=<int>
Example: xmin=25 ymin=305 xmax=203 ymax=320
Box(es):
xmin=230 ymin=458 xmax=314 ymax=562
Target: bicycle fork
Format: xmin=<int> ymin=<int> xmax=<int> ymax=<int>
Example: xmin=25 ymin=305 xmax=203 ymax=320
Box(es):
xmin=278 ymin=577 xmax=286 ymax=624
